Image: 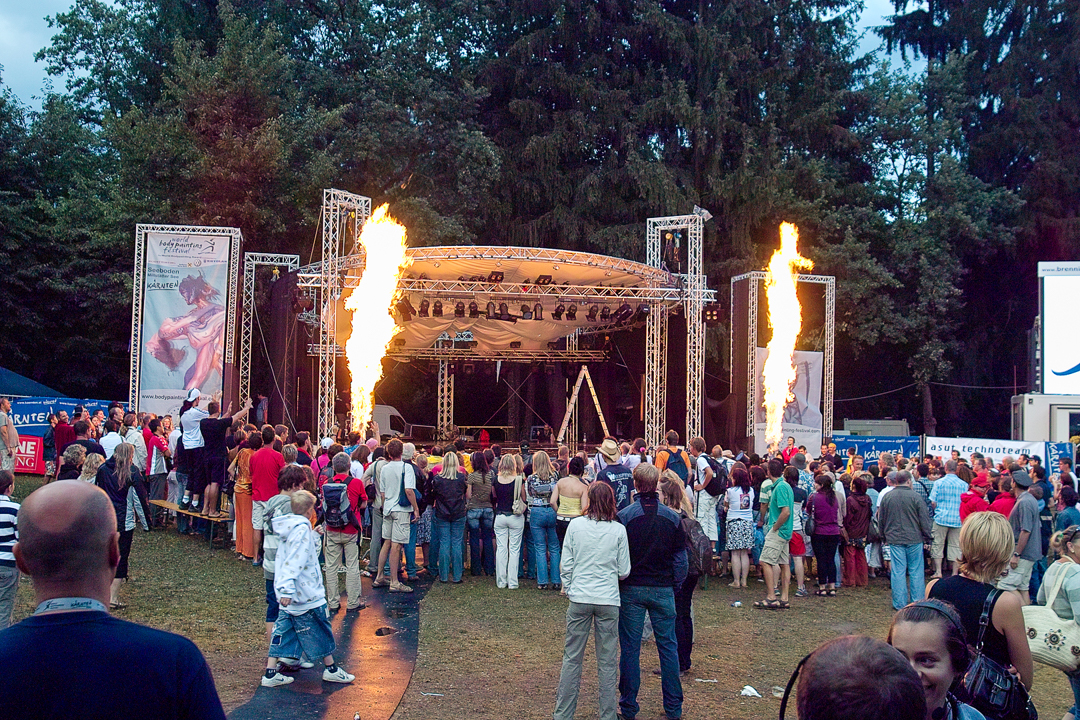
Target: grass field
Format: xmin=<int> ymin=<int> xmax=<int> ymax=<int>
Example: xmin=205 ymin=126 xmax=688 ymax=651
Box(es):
xmin=9 ymin=474 xmax=1074 ymax=719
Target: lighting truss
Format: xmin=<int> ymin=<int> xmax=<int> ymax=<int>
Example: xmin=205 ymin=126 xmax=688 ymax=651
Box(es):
xmin=240 ymin=253 xmax=301 ymax=408
xmin=729 ymin=270 xmax=836 ymax=449
xmin=437 ymin=359 xmax=454 ymax=440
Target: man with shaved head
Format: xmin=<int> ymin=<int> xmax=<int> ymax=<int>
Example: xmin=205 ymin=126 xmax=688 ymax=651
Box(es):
xmin=0 ymin=480 xmax=225 ymax=719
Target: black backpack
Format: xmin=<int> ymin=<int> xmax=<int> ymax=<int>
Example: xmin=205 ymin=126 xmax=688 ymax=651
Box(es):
xmin=663 ymin=448 xmax=689 ymax=482
xmin=322 ymin=480 xmax=361 ymax=530
xmin=682 ymin=515 xmax=714 ymax=576
xmin=703 ymin=456 xmax=728 ymax=497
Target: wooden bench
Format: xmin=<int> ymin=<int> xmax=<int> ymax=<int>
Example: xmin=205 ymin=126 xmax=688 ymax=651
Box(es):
xmin=150 ymin=500 xmax=230 ymax=550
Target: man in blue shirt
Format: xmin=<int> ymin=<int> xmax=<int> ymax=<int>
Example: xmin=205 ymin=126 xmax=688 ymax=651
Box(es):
xmin=928 ymin=459 xmax=967 ymax=578
xmin=0 ymin=480 xmax=226 ymax=719
xmin=597 ymin=438 xmax=634 ymax=512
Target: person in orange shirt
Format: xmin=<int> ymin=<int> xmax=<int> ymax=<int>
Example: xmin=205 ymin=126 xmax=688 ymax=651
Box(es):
xmin=653 ymin=431 xmax=691 ymax=484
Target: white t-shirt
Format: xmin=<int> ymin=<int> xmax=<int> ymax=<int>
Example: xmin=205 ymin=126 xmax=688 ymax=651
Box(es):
xmin=694 ymin=455 xmax=712 ymax=487
xmin=180 ymin=407 xmax=209 ymax=449
xmin=725 ymin=486 xmax=755 ymax=522
xmin=380 ymin=460 xmax=417 ymax=509
xmin=100 ymin=432 xmax=123 ymax=460
xmin=168 ymin=428 xmax=182 ymax=456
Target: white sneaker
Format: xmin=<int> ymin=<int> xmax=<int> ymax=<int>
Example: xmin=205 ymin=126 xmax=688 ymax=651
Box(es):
xmin=322 ymin=667 xmax=355 ymax=684
xmin=261 ymin=672 xmax=295 ymax=687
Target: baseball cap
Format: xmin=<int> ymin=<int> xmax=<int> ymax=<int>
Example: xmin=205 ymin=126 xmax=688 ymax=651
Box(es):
xmin=1011 ymin=469 xmax=1033 ymax=487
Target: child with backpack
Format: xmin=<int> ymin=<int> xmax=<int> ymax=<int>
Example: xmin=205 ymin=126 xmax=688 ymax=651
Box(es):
xmin=262 ymin=490 xmax=355 ymax=688
xmin=320 ymin=452 xmax=367 ymax=612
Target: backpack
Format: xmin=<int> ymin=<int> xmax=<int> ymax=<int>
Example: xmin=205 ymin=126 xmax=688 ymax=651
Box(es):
xmin=682 ymin=515 xmax=714 ymax=576
xmin=322 ymin=480 xmax=361 ymax=530
xmin=703 ymin=456 xmax=728 ymax=497
xmin=663 ymin=448 xmax=689 ymax=482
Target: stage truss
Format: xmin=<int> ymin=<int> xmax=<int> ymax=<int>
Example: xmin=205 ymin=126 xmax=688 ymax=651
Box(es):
xmin=237 ymin=198 xmax=717 ymax=445
xmin=240 ymin=253 xmax=301 ymax=407
xmin=730 ymin=271 xmax=835 ymax=446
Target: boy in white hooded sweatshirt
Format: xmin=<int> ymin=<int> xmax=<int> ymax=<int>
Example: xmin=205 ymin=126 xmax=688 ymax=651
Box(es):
xmin=261 ymin=490 xmax=355 ymax=687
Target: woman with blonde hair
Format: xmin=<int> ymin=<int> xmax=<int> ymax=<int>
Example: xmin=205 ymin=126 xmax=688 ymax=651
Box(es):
xmin=78 ymin=453 xmax=105 ymax=483
xmin=528 ymin=450 xmax=563 ymax=589
xmin=57 ymin=443 xmax=86 ymax=481
xmin=492 ymin=453 xmax=527 ymax=589
xmin=927 ymin=510 xmax=1033 ymax=691
xmin=95 ymin=442 xmax=143 ymax=609
xmin=660 ymin=475 xmax=704 ymax=674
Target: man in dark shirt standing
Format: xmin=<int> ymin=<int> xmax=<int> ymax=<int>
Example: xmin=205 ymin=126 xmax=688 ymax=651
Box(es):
xmin=71 ymin=420 xmax=106 ymax=458
xmin=199 ymin=399 xmax=251 ymax=518
xmin=617 ymin=463 xmax=687 ymax=720
xmin=596 ymin=438 xmax=634 ymax=511
xmin=0 ymin=480 xmax=225 ymax=719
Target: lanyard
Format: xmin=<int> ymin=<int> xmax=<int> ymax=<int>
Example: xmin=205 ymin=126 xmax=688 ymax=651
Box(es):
xmin=34 ymin=597 xmax=109 ymax=615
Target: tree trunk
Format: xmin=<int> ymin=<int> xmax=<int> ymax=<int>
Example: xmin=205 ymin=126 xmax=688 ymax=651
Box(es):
xmin=921 ymin=382 xmax=937 ymax=436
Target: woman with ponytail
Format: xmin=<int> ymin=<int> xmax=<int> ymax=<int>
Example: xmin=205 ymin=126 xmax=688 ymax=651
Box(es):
xmin=96 ymin=442 xmax=144 ymax=609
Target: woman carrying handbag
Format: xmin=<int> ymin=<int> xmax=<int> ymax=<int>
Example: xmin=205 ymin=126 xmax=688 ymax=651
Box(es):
xmin=1030 ymin=526 xmax=1080 ymax=717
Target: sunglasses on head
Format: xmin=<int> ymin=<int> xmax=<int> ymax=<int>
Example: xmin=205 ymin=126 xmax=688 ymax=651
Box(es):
xmin=1063 ymin=525 xmax=1080 ymax=546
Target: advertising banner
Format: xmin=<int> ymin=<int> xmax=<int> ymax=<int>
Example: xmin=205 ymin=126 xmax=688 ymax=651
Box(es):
xmin=753 ymin=349 xmax=823 ymax=455
xmin=831 ymin=436 xmax=922 ymax=466
xmin=925 ymin=436 xmax=1069 ymax=464
xmin=1040 ymin=263 xmax=1080 ymax=395
xmin=7 ymin=396 xmax=115 ymax=475
xmin=132 ymin=226 xmax=239 ymax=417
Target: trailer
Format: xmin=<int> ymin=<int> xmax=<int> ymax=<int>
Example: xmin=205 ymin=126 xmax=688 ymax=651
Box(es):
xmin=1011 ymin=394 xmax=1080 ymax=442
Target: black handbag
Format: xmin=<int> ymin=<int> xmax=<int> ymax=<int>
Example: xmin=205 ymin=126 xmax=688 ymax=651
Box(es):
xmin=958 ymin=588 xmax=1037 ymax=720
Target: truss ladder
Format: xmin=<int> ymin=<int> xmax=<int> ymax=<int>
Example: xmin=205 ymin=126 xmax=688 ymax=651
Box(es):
xmin=556 ymin=365 xmax=609 ymax=444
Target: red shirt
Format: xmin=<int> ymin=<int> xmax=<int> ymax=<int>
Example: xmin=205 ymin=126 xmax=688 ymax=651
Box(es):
xmin=250 ymin=447 xmax=286 ymax=502
xmin=989 ymin=493 xmax=1017 ymax=518
xmin=959 ymin=491 xmax=990 ymax=522
xmin=54 ymin=422 xmax=76 ymax=456
xmin=324 ymin=472 xmax=368 ymax=535
xmin=145 ymin=433 xmax=169 ymax=475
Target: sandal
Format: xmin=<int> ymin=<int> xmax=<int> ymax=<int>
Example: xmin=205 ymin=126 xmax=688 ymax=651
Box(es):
xmin=371 ymin=578 xmax=390 ymax=588
xmin=813 ymin=589 xmax=829 ymax=597
xmin=778 ymin=600 xmax=791 ymax=609
xmin=826 ymin=589 xmax=837 ymax=597
xmin=753 ymin=599 xmax=782 ymax=609
xmin=109 ymin=602 xmax=127 ymax=610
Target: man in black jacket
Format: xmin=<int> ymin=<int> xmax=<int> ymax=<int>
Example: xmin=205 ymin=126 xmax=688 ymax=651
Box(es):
xmin=617 ymin=463 xmax=688 ymax=720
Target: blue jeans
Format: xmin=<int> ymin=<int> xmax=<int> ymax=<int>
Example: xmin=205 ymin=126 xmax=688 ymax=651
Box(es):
xmin=1066 ymin=667 xmax=1080 ymax=716
xmin=889 ymin=543 xmax=926 ymax=610
xmin=521 ymin=519 xmax=536 ymax=579
xmin=436 ymin=516 xmax=466 ymax=582
xmin=268 ymin=605 xmax=335 ymax=661
xmin=428 ymin=511 xmax=440 ymax=575
xmin=467 ymin=508 xmax=495 ymax=575
xmin=619 ymin=585 xmax=683 ymax=719
xmin=529 ymin=506 xmax=561 ymax=585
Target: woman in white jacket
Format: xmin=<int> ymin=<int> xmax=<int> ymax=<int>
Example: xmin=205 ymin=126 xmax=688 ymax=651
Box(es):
xmin=553 ymin=482 xmax=631 ymax=720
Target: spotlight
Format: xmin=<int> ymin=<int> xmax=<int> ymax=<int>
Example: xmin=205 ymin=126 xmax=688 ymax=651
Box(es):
xmin=544 ymin=363 xmax=555 ymax=375
xmin=486 ymin=301 xmax=497 ymax=318
xmin=600 ymin=306 xmax=611 ymax=321
xmin=703 ymin=303 xmax=723 ymax=327
xmin=488 ymin=271 xmax=504 ymax=283
xmin=637 ymin=303 xmax=650 ymax=318
xmin=586 ymin=305 xmax=599 ymax=322
xmin=418 ymin=299 xmax=430 ymax=317
xmin=510 ymin=341 xmax=522 ymax=349
xmin=566 ymin=304 xmax=577 ymax=320
xmin=469 ymin=301 xmax=480 ymax=318
xmin=432 ymin=300 xmax=443 ymax=317
xmin=396 ymin=297 xmax=415 ymax=321
xmin=392 ymin=338 xmax=406 ymax=347
xmin=455 ymin=302 xmax=466 ymax=318
xmin=535 ymin=275 xmax=553 ymax=286
xmin=464 ymin=363 xmax=475 ymax=375
xmin=533 ymin=303 xmax=543 ymax=320
xmin=520 ymin=304 xmax=533 ymax=320
xmin=613 ymin=303 xmax=634 ymax=324
xmin=553 ymin=304 xmax=565 ymax=320
xmin=498 ymin=302 xmax=512 ymax=321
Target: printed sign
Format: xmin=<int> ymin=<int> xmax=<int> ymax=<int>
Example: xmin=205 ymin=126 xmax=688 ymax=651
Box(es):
xmin=927 ymin=436 xmax=1052 ymax=462
xmin=6 ymin=396 xmax=116 ymax=475
xmin=15 ymin=435 xmax=43 ymax=474
xmin=831 ymin=436 xmax=922 ymax=466
xmin=1040 ymin=264 xmax=1080 ymax=394
xmin=133 ymin=227 xmax=239 ymax=416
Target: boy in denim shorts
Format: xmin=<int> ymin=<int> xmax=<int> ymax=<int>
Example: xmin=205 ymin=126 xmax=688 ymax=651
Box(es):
xmin=262 ymin=490 xmax=355 ymax=687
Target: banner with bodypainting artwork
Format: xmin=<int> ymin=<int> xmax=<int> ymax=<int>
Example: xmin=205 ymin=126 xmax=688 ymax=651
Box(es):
xmin=753 ymin=348 xmax=823 ymax=455
xmin=130 ymin=225 xmax=240 ymax=417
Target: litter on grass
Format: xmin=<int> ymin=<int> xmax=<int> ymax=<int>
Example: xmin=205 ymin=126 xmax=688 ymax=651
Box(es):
xmin=740 ymin=685 xmax=763 ymax=698
xmin=694 ymin=678 xmax=718 ymax=683
xmin=420 ymin=692 xmax=444 ymax=697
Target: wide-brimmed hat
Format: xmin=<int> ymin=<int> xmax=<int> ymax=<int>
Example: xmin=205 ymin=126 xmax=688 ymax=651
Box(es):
xmin=598 ymin=438 xmax=621 ymax=465
xmin=792 ymin=452 xmax=807 ymax=470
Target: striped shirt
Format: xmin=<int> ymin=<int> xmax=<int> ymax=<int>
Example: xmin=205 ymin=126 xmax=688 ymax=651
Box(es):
xmin=929 ymin=474 xmax=967 ymax=528
xmin=0 ymin=494 xmax=18 ymax=568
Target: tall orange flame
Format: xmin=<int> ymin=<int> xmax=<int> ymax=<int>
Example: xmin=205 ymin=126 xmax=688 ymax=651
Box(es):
xmin=343 ymin=204 xmax=411 ymax=431
xmin=762 ymin=223 xmax=813 ymax=450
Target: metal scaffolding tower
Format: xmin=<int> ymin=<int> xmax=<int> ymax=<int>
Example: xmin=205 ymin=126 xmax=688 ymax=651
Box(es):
xmin=316 ymin=189 xmax=371 ymax=438
xmin=437 ymin=360 xmax=454 ymax=440
xmin=240 ymin=253 xmax=300 ymax=407
xmin=645 ymin=215 xmax=706 ymax=447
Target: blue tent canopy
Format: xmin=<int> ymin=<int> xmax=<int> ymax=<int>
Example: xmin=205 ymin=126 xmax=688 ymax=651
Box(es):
xmin=0 ymin=367 xmax=61 ymax=398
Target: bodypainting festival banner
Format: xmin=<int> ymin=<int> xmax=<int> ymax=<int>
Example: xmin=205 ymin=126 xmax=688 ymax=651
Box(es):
xmin=831 ymin=435 xmax=922 ymax=466
xmin=131 ymin=226 xmax=240 ymax=417
xmin=7 ymin=396 xmax=114 ymax=474
xmin=753 ymin=349 xmax=823 ymax=455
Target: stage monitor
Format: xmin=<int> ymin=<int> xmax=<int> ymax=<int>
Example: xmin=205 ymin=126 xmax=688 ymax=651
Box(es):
xmin=1040 ymin=262 xmax=1080 ymax=395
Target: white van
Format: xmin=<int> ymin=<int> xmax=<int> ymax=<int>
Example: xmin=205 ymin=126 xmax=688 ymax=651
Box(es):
xmin=372 ymin=405 xmax=435 ymax=442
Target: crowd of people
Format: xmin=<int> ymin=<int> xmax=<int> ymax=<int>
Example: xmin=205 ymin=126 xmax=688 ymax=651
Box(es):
xmin=9 ymin=394 xmax=1080 ymax=719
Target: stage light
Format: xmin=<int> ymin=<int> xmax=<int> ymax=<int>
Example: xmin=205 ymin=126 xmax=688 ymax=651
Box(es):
xmin=464 ymin=363 xmax=475 ymax=375
xmin=432 ymin=300 xmax=443 ymax=317
xmin=469 ymin=302 xmax=480 ymax=318
xmin=396 ymin=297 xmax=415 ymax=322
xmin=553 ymin=304 xmax=565 ymax=320
xmin=510 ymin=341 xmax=522 ymax=349
xmin=613 ymin=303 xmax=634 ymax=324
xmin=637 ymin=303 xmax=650 ymax=317
xmin=520 ymin=304 xmax=533 ymax=320
xmin=544 ymin=363 xmax=555 ymax=375
xmin=703 ymin=303 xmax=722 ymax=327
xmin=488 ymin=271 xmax=504 ymax=283
xmin=486 ymin=301 xmax=497 ymax=318
xmin=586 ymin=305 xmax=599 ymax=322
xmin=566 ymin=304 xmax=577 ymax=320
xmin=536 ymin=275 xmax=553 ymax=286
xmin=455 ymin=301 xmax=466 ymax=318
xmin=392 ymin=338 xmax=406 ymax=347
xmin=600 ymin=306 xmax=611 ymax=321
xmin=499 ymin=303 xmax=512 ymax=321
xmin=418 ymin=299 xmax=430 ymax=317
xmin=533 ymin=303 xmax=543 ymax=320
xmin=427 ymin=362 xmax=438 ymax=374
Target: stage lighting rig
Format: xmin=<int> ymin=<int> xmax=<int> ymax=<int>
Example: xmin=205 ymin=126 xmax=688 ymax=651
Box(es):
xmin=488 ymin=271 xmax=504 ymax=283
xmin=396 ymin=297 xmax=415 ymax=321
xmin=533 ymin=303 xmax=543 ymax=320
xmin=418 ymin=299 xmax=430 ymax=317
xmin=613 ymin=303 xmax=634 ymax=325
xmin=432 ymin=300 xmax=443 ymax=317
xmin=600 ymin=306 xmax=611 ymax=321
xmin=586 ymin=305 xmax=599 ymax=322
xmin=566 ymin=304 xmax=577 ymax=320
xmin=468 ymin=302 xmax=480 ymax=318
xmin=486 ymin=301 xmax=497 ymax=318
xmin=553 ymin=304 xmax=565 ymax=320
xmin=535 ymin=275 xmax=553 ymax=286
xmin=520 ymin=304 xmax=533 ymax=320
xmin=455 ymin=302 xmax=466 ymax=318
xmin=703 ymin=302 xmax=723 ymax=327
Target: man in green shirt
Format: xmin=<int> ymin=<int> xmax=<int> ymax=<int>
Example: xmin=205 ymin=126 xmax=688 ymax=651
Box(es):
xmin=754 ymin=459 xmax=793 ymax=609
